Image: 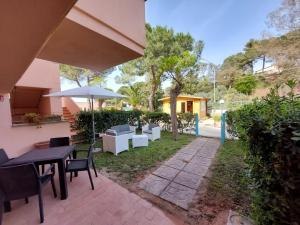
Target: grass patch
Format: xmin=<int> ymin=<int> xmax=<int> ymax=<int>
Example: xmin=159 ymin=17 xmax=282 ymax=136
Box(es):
xmin=77 ymin=131 xmax=195 ymax=182
xmin=208 ymin=140 xmax=250 ymax=214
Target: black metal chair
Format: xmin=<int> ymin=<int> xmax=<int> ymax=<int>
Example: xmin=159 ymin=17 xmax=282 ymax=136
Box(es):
xmin=65 ymin=145 xmax=96 ymax=190
xmin=0 ymin=149 xmax=9 ymax=166
xmin=41 ymin=137 xmax=71 ymax=174
xmin=0 ymin=163 xmax=57 ymax=223
xmin=49 ymin=137 xmax=70 ymax=147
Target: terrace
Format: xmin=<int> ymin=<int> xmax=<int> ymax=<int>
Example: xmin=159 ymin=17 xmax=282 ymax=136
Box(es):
xmin=2 ymin=174 xmax=175 ymax=225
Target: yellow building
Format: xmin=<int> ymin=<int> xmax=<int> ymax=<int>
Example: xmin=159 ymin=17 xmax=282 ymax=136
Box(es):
xmin=159 ymin=95 xmax=209 ymax=118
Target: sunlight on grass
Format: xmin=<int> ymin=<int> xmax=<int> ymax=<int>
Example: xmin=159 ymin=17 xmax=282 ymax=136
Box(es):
xmin=77 ymin=131 xmax=195 ymax=181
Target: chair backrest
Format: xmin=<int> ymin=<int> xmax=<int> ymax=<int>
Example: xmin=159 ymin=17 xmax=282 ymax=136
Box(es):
xmin=0 ymin=149 xmax=9 ymax=165
xmin=49 ymin=137 xmax=70 ymax=148
xmin=149 ymin=124 xmax=158 ymax=130
xmin=0 ymin=163 xmax=39 ymax=201
xmin=87 ymin=144 xmax=94 ymax=164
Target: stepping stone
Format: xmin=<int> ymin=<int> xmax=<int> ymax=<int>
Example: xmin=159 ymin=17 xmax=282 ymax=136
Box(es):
xmin=183 ymin=163 xmax=208 ymax=176
xmin=179 ymin=147 xmax=198 ymax=155
xmin=164 ymin=158 xmax=187 ymax=170
xmin=190 ymin=156 xmax=212 ymax=167
xmin=195 ymin=150 xmax=216 ymax=159
xmin=173 ymin=171 xmax=203 ymax=189
xmin=172 ymin=152 xmax=194 ymax=162
xmin=160 ymin=182 xmax=196 ymax=210
xmin=153 ymin=165 xmax=180 ymax=181
xmin=139 ymin=175 xmax=170 ymax=196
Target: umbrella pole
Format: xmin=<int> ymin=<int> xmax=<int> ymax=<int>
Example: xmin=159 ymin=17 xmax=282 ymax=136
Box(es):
xmin=92 ymin=96 xmax=96 ymax=144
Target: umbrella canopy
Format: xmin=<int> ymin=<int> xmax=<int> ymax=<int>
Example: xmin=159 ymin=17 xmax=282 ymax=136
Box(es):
xmin=44 ymin=86 xmax=124 ymax=99
xmin=44 ymin=86 xmax=125 ymax=144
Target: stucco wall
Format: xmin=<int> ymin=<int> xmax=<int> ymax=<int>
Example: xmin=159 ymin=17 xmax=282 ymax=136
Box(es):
xmin=0 ymin=59 xmax=70 ymax=157
xmin=0 ymin=95 xmax=70 ymax=157
xmin=161 ymin=98 xmax=208 ymax=118
xmin=17 ymin=59 xmax=62 ymax=115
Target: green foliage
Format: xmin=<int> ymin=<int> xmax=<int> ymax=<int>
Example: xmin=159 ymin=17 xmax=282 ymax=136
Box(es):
xmin=212 ymin=114 xmax=221 ymax=122
xmin=233 ymin=75 xmax=258 ymax=95
xmin=80 ymin=132 xmax=196 ymax=182
xmin=208 ymin=140 xmax=250 ymax=214
xmin=118 ymin=24 xmax=204 ymax=111
xmin=177 ymin=112 xmax=195 ymax=133
xmin=117 ymin=82 xmax=148 ymax=109
xmin=142 ymin=111 xmax=171 ymax=130
xmin=226 ymin=83 xmax=300 ymax=225
xmin=60 ymin=64 xmax=114 ymax=87
xmin=74 ymin=110 xmax=143 ymax=141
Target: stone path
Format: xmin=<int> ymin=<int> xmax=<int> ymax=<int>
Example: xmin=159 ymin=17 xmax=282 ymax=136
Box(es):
xmin=139 ymin=137 xmax=220 ymax=209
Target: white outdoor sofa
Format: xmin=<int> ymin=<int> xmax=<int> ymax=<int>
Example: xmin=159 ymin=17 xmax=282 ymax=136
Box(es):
xmin=102 ymin=124 xmax=136 ymax=155
xmin=142 ymin=124 xmax=161 ymax=141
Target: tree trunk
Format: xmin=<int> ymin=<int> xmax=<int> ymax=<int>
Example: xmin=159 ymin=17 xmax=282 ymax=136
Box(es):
xmin=148 ymin=84 xmax=157 ymax=112
xmin=170 ymin=90 xmax=178 ymax=140
xmin=170 ymin=83 xmax=182 ymax=140
xmin=148 ymin=65 xmax=158 ymax=112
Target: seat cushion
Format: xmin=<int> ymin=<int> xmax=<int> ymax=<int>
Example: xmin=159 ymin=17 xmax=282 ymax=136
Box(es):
xmin=110 ymin=124 xmax=130 ymax=134
xmin=106 ymin=129 xmax=117 ymax=136
xmin=143 ymin=130 xmax=152 ymax=134
xmin=149 ymin=124 xmax=158 ymax=130
xmin=66 ymin=160 xmax=88 ymax=171
xmin=118 ymin=131 xmax=133 ymax=136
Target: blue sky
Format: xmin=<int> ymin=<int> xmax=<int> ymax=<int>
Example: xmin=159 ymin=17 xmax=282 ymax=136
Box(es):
xmin=62 ymin=0 xmax=282 ymax=94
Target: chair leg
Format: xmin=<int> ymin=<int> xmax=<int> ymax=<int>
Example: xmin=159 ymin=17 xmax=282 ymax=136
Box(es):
xmin=87 ymin=169 xmax=94 ymax=190
xmin=41 ymin=165 xmax=45 ymax=174
xmin=70 ymin=172 xmax=73 ymax=182
xmin=38 ymin=192 xmax=44 ymax=223
xmin=25 ymin=197 xmax=29 ymax=204
xmin=92 ymin=159 xmax=98 ymax=177
xmin=50 ymin=177 xmax=57 ymax=198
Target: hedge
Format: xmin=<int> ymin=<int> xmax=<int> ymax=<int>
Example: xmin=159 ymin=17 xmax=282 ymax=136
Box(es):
xmin=226 ymin=86 xmax=300 ymax=225
xmin=73 ymin=110 xmax=196 ymax=141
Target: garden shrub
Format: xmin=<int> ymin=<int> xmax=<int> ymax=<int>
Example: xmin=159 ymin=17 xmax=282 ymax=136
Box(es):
xmin=73 ymin=109 xmax=143 ymax=140
xmin=142 ymin=111 xmax=171 ymax=130
xmin=177 ymin=112 xmax=195 ymax=133
xmin=226 ymin=83 xmax=300 ymax=225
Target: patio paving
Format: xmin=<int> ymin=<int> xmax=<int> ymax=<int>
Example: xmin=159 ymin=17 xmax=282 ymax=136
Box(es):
xmin=3 ymin=173 xmax=176 ymax=225
xmin=139 ymin=137 xmax=220 ymax=209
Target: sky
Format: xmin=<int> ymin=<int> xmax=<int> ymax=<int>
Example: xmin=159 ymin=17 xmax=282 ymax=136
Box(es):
xmin=62 ymin=0 xmax=282 ymax=96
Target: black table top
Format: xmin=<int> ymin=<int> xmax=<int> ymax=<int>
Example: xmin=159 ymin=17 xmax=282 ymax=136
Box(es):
xmin=3 ymin=146 xmax=75 ymax=165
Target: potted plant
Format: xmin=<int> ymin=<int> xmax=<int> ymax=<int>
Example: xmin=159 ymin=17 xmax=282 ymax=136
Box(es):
xmin=24 ymin=113 xmax=41 ymax=127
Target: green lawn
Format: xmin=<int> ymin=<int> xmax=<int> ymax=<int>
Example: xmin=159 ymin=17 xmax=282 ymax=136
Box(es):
xmin=208 ymin=140 xmax=251 ymax=214
xmin=77 ymin=131 xmax=196 ymax=182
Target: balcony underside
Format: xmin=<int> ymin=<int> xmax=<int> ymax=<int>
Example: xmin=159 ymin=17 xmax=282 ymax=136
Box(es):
xmin=38 ymin=18 xmax=143 ymax=71
xmin=0 ymin=0 xmax=77 ymax=93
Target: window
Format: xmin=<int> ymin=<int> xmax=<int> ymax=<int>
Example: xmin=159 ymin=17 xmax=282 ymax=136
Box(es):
xmin=181 ymin=102 xmax=185 ymax=113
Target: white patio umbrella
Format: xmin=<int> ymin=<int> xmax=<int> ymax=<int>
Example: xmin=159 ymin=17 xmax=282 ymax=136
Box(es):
xmin=44 ymin=86 xmax=125 ymax=144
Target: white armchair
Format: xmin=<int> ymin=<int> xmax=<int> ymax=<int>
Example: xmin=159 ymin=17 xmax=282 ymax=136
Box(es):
xmin=142 ymin=124 xmax=161 ymax=141
xmin=102 ymin=134 xmax=129 ymax=156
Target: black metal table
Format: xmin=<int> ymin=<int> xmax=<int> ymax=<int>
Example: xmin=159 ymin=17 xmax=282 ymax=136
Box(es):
xmin=3 ymin=146 xmax=76 ymax=200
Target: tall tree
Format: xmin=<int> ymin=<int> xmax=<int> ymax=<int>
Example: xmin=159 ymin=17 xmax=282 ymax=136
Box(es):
xmin=161 ymin=50 xmax=202 ymax=140
xmin=118 ymin=24 xmax=194 ymax=111
xmin=59 ymin=64 xmax=114 ymax=108
xmin=117 ymin=82 xmax=148 ymax=109
xmin=267 ymin=0 xmax=300 ymax=33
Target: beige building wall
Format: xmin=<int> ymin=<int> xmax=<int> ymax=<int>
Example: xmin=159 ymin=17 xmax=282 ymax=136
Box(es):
xmin=0 ymin=59 xmax=70 ymax=157
xmin=161 ymin=97 xmax=208 ymax=118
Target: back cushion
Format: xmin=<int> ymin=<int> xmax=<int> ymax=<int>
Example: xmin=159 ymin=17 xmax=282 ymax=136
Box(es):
xmin=120 ymin=124 xmax=130 ymax=132
xmin=149 ymin=124 xmax=158 ymax=130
